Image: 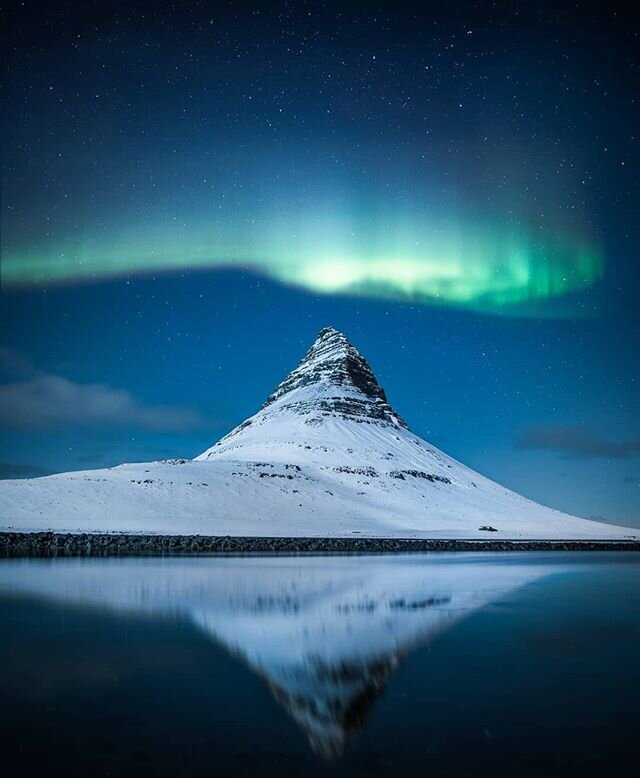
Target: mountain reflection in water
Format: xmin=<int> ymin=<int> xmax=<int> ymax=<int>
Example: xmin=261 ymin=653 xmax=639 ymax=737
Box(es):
xmin=0 ymin=553 xmax=561 ymax=758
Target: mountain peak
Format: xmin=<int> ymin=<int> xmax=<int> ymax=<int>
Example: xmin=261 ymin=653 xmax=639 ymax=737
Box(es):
xmin=316 ymin=325 xmax=342 ymax=338
xmin=260 ymin=327 xmax=407 ymax=428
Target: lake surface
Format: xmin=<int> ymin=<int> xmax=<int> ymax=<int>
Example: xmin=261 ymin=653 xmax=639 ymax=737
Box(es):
xmin=0 ymin=552 xmax=638 ymax=777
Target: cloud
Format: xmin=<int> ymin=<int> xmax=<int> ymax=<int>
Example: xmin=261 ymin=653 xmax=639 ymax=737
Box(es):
xmin=516 ymin=425 xmax=640 ymax=460
xmin=0 ymin=372 xmax=209 ymax=432
xmin=0 ymin=462 xmax=52 ymax=479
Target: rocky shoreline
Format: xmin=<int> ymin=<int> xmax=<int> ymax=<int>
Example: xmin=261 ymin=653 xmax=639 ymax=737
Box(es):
xmin=1 ymin=531 xmax=639 ymax=558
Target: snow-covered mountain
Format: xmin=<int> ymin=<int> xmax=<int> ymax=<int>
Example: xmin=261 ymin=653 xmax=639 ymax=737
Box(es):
xmin=0 ymin=554 xmax=566 ymax=756
xmin=0 ymin=326 xmax=636 ymax=539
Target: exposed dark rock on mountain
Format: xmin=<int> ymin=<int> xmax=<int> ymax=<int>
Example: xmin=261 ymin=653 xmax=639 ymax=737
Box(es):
xmin=260 ymin=326 xmax=407 ymax=428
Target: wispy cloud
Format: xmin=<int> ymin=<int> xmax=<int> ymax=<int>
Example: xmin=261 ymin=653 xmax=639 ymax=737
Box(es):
xmin=0 ymin=348 xmax=210 ymax=432
xmin=516 ymin=425 xmax=640 ymax=460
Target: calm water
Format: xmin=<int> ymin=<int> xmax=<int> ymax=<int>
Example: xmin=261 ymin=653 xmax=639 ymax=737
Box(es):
xmin=0 ymin=552 xmax=638 ymax=777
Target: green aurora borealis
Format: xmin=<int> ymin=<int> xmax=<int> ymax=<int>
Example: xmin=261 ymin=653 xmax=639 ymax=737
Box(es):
xmin=2 ymin=217 xmax=602 ymax=316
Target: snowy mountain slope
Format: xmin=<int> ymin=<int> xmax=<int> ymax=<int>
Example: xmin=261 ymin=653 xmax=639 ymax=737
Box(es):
xmin=0 ymin=327 xmax=636 ymax=539
xmin=0 ymin=554 xmax=567 ymax=755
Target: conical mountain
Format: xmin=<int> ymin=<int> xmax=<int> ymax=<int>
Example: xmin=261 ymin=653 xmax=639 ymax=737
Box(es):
xmin=261 ymin=326 xmax=405 ymax=426
xmin=196 ymin=326 xmax=406 ymax=461
xmin=0 ymin=327 xmax=637 ymax=540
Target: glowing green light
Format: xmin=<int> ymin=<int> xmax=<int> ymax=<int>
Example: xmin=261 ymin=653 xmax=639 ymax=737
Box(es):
xmin=1 ymin=217 xmax=603 ymax=316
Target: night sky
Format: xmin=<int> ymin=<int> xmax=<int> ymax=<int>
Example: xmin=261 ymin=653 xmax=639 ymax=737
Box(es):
xmin=2 ymin=1 xmax=639 ymax=526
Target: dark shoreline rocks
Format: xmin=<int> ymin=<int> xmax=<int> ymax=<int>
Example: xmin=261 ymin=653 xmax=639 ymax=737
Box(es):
xmin=1 ymin=532 xmax=639 ymax=558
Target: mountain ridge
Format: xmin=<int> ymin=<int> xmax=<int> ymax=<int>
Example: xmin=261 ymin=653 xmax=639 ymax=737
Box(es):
xmin=260 ymin=326 xmax=407 ymax=426
xmin=209 ymin=326 xmax=406 ymax=455
xmin=0 ymin=327 xmax=637 ymax=540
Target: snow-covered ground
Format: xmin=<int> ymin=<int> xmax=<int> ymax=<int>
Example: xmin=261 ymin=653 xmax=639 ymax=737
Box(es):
xmin=0 ymin=327 xmax=636 ymax=540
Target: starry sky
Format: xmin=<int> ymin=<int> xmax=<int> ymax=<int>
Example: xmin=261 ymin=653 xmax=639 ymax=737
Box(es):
xmin=2 ymin=0 xmax=639 ymax=526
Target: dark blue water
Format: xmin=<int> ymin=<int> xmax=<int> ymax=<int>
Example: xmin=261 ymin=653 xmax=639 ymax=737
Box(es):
xmin=0 ymin=553 xmax=638 ymax=777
